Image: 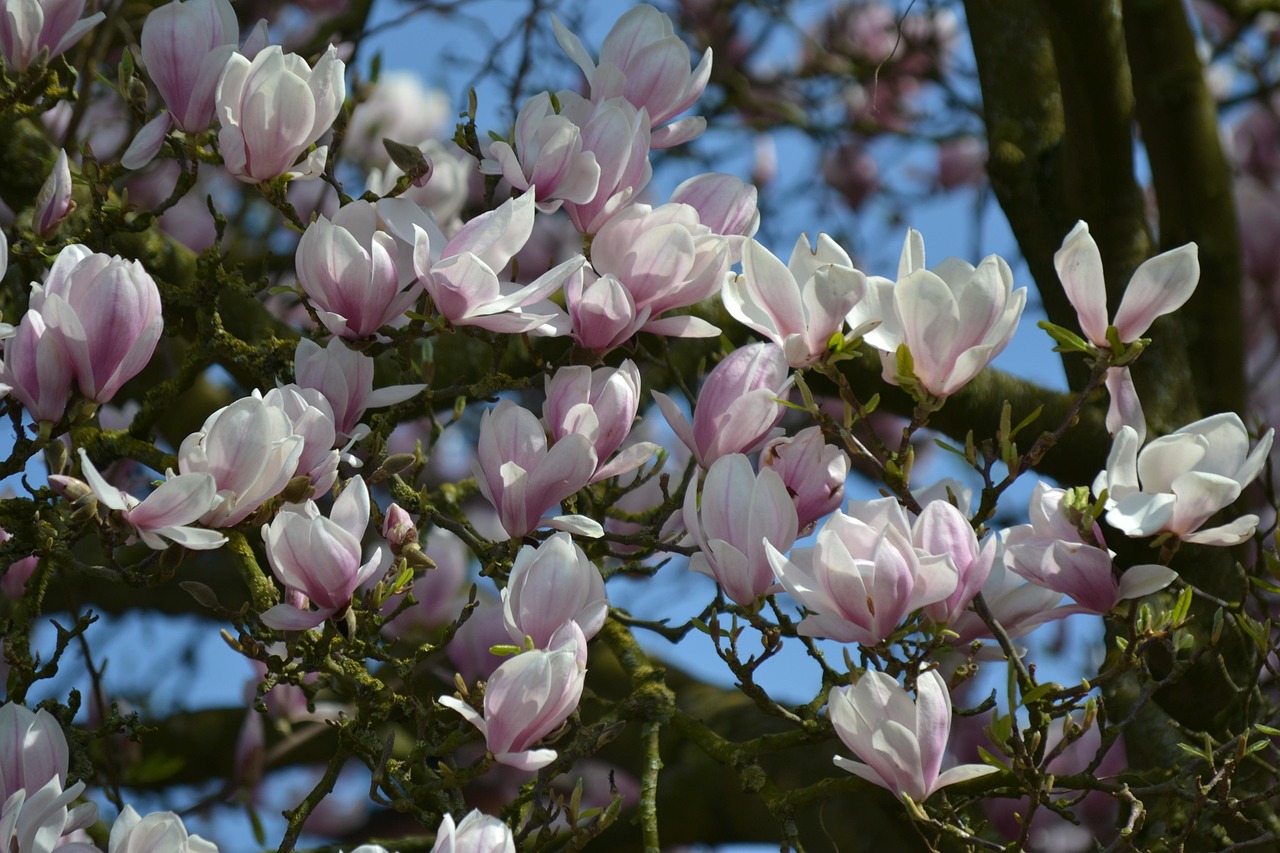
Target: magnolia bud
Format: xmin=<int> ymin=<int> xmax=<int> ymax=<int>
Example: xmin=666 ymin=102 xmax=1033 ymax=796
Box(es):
xmin=34 ymin=150 xmax=75 ymax=239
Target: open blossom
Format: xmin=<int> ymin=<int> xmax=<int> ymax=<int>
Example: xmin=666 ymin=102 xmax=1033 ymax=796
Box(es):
xmin=948 ymin=558 xmax=1065 ymax=648
xmin=760 ymin=426 xmax=848 ymax=530
xmin=77 ymin=448 xmax=227 ymax=551
xmin=0 ymin=702 xmax=97 ymax=853
xmin=0 ymin=308 xmax=72 ymax=423
xmin=1054 ymin=220 xmax=1199 ymax=347
xmin=261 ymin=385 xmax=341 ymax=496
xmin=296 ymin=200 xmax=422 ymax=339
xmin=669 ymin=173 xmax=760 ymax=260
xmin=260 ymin=476 xmax=382 ymax=630
xmin=543 ymin=361 xmax=656 ymax=483
xmin=439 ymin=623 xmax=587 ymax=771
xmin=723 ymin=234 xmax=869 ymax=368
xmin=216 ymin=44 xmax=345 ymax=183
xmin=177 ymin=395 xmax=304 ymax=527
xmin=480 ymin=92 xmax=601 ymax=213
xmin=553 ymin=4 xmax=711 ymax=149
xmin=293 ymin=337 xmax=424 ymax=440
xmin=429 ymin=810 xmax=515 ymax=853
xmin=140 ymin=0 xmax=239 ymax=134
xmin=0 ymin=0 xmax=105 ymax=71
xmin=32 ymin=244 xmax=163 ymax=404
xmin=1093 ymin=414 xmax=1274 ymax=546
xmin=765 ymin=499 xmax=958 ymax=646
xmin=557 ymin=94 xmax=652 ymax=234
xmin=502 ymin=533 xmax=608 ymax=648
xmin=858 ymin=229 xmax=1025 ymax=398
xmin=655 ymin=343 xmax=791 ymax=467
xmin=829 ymin=669 xmax=998 ymax=801
xmin=684 ymin=453 xmax=798 ymax=606
xmin=105 ymin=805 xmax=218 ymax=852
xmin=473 ymin=400 xmax=599 ymax=539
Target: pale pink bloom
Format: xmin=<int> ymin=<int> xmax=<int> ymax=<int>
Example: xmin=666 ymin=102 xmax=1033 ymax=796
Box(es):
xmin=177 ymin=395 xmax=304 ymax=527
xmin=684 ymin=453 xmax=798 ymax=606
xmin=33 ymin=149 xmax=73 ymax=239
xmin=260 ymin=475 xmax=382 ymax=630
xmin=296 ymin=200 xmax=422 ymax=339
xmin=668 ymin=173 xmax=759 ymax=260
xmin=77 ymin=447 xmax=227 ymax=551
xmin=0 ymin=776 xmax=97 ymax=853
xmin=0 ymin=526 xmax=36 ymax=598
xmin=558 ymin=94 xmax=652 ymax=234
xmin=1105 ymin=366 xmax=1146 ymax=444
xmin=915 ymin=500 xmax=998 ymax=625
xmin=947 ymin=559 xmax=1065 ymax=648
xmin=654 ymin=343 xmax=791 ymax=467
xmin=1005 ymin=481 xmax=1175 ymax=614
xmin=724 ymin=234 xmax=868 ymax=368
xmin=829 ymin=669 xmax=997 ymax=801
xmin=1054 ymin=220 xmax=1199 ymax=347
xmin=0 ymin=0 xmax=104 ymax=71
xmin=543 ymin=361 xmax=656 ymax=482
xmin=429 ymin=810 xmax=515 ymax=853
xmin=588 ymin=201 xmax=728 ymax=338
xmin=480 ymin=91 xmax=601 ymax=214
xmin=760 ymin=426 xmax=848 ymax=530
xmin=408 ymin=192 xmax=580 ymax=334
xmin=563 ymin=268 xmax=649 ymax=354
xmin=439 ymin=623 xmax=587 ymax=771
xmin=0 ymin=308 xmax=72 ymax=423
xmin=766 ymin=499 xmax=957 ymax=646
xmin=553 ymin=4 xmax=711 ymax=148
xmin=380 ymin=503 xmax=415 ymax=552
xmin=1093 ymin=414 xmax=1275 ymax=546
xmin=106 ymin=805 xmax=218 ymax=852
xmin=216 ymin=44 xmax=345 ymax=183
xmin=32 ymin=244 xmax=163 ymax=404
xmin=293 ymin=337 xmax=424 ymax=440
xmin=473 ymin=400 xmax=600 ymax=539
xmin=0 ymin=703 xmax=68 ymax=801
xmin=861 ymin=229 xmax=1025 ymax=398
xmin=502 ymin=532 xmax=607 ymax=648
xmin=140 ymin=0 xmax=238 ymax=133
xmin=261 ymin=385 xmax=340 ymax=496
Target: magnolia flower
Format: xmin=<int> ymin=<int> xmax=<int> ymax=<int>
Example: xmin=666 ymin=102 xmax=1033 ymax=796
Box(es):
xmin=0 ymin=703 xmax=68 ymax=801
xmin=293 ymin=337 xmax=424 ymax=440
xmin=429 ymin=810 xmax=515 ymax=853
xmin=684 ymin=454 xmax=798 ymax=605
xmin=32 ymin=244 xmax=163 ymax=404
xmin=669 ymin=173 xmax=759 ymax=261
xmin=829 ymin=669 xmax=998 ymax=801
xmin=0 ymin=0 xmax=105 ymax=71
xmin=261 ymin=384 xmax=340 ymax=495
xmin=563 ymin=268 xmax=649 ymax=354
xmin=0 ymin=776 xmax=97 ymax=853
xmin=33 ymin=149 xmax=73 ymax=239
xmin=473 ymin=400 xmax=600 ymax=539
xmin=654 ymin=343 xmax=791 ymax=467
xmin=0 ymin=308 xmax=72 ymax=423
xmin=260 ymin=476 xmax=382 ymax=630
xmin=1093 ymin=414 xmax=1274 ymax=546
xmin=557 ymin=94 xmax=652 ymax=234
xmin=480 ymin=91 xmax=601 ymax=213
xmin=553 ymin=4 xmax=711 ymax=148
xmin=543 ymin=361 xmax=656 ymax=483
xmin=140 ymin=0 xmax=239 ymax=133
xmin=77 ymin=448 xmax=227 ymax=551
xmin=859 ymin=229 xmax=1025 ymax=398
xmin=106 ymin=805 xmax=218 ymax=852
xmin=1054 ymin=220 xmax=1199 ymax=347
xmin=439 ymin=623 xmax=587 ymax=771
xmin=177 ymin=395 xmax=304 ymax=527
xmin=216 ymin=44 xmax=345 ymax=182
xmin=724 ymin=234 xmax=869 ymax=368
xmin=760 ymin=426 xmax=848 ymax=530
xmin=947 ymin=558 xmax=1066 ymax=649
xmin=502 ymin=533 xmax=607 ymax=649
xmin=765 ymin=499 xmax=957 ymax=646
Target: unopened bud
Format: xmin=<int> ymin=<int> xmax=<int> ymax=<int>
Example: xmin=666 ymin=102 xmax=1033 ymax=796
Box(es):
xmin=33 ymin=150 xmax=75 ymax=240
xmin=383 ymin=139 xmax=432 ymax=187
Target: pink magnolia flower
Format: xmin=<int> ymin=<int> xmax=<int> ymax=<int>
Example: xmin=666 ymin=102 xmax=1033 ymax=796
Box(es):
xmin=430 ymin=810 xmax=515 ymax=853
xmin=654 ymin=343 xmax=791 ymax=467
xmin=668 ymin=173 xmax=759 ymax=260
xmin=0 ymin=526 xmax=37 ymax=599
xmin=439 ymin=623 xmax=587 ymax=771
xmin=760 ymin=426 xmax=848 ymax=530
xmin=563 ymin=268 xmax=649 ymax=354
xmin=177 ymin=395 xmax=304 ymax=527
xmin=480 ymin=92 xmax=601 ymax=214
xmin=723 ymin=234 xmax=869 ymax=368
xmin=293 ymin=337 xmax=424 ymax=440
xmin=543 ymin=361 xmax=656 ymax=483
xmin=77 ymin=447 xmax=227 ymax=551
xmin=1054 ymin=220 xmax=1199 ymax=347
xmin=0 ymin=702 xmax=68 ymax=802
xmin=683 ymin=453 xmax=798 ymax=606
xmin=558 ymin=94 xmax=652 ymax=234
xmin=829 ymin=669 xmax=998 ymax=801
xmin=296 ymin=200 xmax=422 ymax=339
xmin=0 ymin=308 xmax=72 ymax=424
xmin=766 ymin=499 xmax=957 ymax=646
xmin=32 ymin=244 xmax=163 ymax=405
xmin=1093 ymin=414 xmax=1275 ymax=546
xmin=502 ymin=532 xmax=607 ymax=648
xmin=260 ymin=475 xmax=382 ymax=630
xmin=552 ymin=4 xmax=711 ymax=148
xmin=915 ymin=499 xmax=998 ymax=625
xmin=261 ymin=384 xmax=340 ymax=496
xmin=140 ymin=0 xmax=239 ymax=133
xmin=106 ymin=805 xmax=219 ymax=853
xmin=860 ymin=229 xmax=1025 ymax=398
xmin=0 ymin=0 xmax=104 ymax=71
xmin=473 ymin=400 xmax=600 ymax=539
xmin=216 ymin=44 xmax=345 ymax=183
xmin=0 ymin=775 xmax=97 ymax=853
xmin=33 ymin=149 xmax=73 ymax=239
xmin=947 ymin=559 xmax=1065 ymax=649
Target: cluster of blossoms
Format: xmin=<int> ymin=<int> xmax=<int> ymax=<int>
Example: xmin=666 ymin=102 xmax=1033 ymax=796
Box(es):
xmin=0 ymin=0 xmax=1275 ymax=848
